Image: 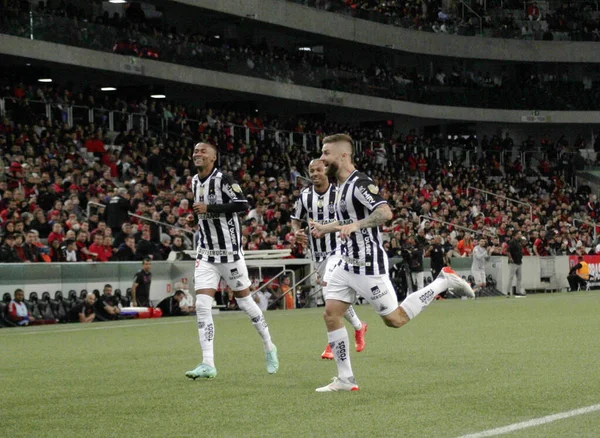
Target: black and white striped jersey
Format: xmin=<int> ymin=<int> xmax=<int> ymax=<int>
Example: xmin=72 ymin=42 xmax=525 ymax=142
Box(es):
xmin=291 ymin=184 xmax=338 ymax=262
xmin=335 ymin=170 xmax=389 ymax=276
xmin=191 ymin=168 xmax=246 ymax=263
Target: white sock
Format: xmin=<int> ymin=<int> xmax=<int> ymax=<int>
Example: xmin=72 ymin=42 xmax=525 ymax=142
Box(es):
xmin=236 ymin=295 xmax=274 ymax=352
xmin=328 ymin=327 xmax=354 ymax=379
xmin=344 ymin=306 xmax=362 ymax=331
xmin=195 ymin=294 xmax=215 ymax=368
xmin=399 ymin=277 xmax=449 ymax=320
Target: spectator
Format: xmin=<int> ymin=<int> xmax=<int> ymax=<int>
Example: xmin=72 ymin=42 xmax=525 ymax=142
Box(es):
xmin=95 ymin=284 xmax=121 ymax=321
xmin=47 ymin=222 xmax=64 ymax=246
xmin=64 ymin=292 xmax=96 ymax=323
xmin=159 ymin=235 xmax=172 ymax=260
xmin=20 ymin=230 xmax=41 ymax=263
xmin=0 ymin=234 xmax=22 ymax=263
xmin=88 ymin=233 xmax=109 ymax=262
xmin=131 ymin=258 xmax=152 ymax=307
xmin=156 ymin=290 xmax=189 ymax=317
xmin=116 ymin=236 xmax=137 ymax=261
xmin=63 ymin=239 xmax=81 ymax=262
xmin=106 ymin=187 xmax=131 ymax=233
xmin=457 ymin=233 xmax=475 ymax=256
xmin=135 ymin=228 xmax=157 ymax=260
xmin=7 ymin=288 xmax=35 ymax=326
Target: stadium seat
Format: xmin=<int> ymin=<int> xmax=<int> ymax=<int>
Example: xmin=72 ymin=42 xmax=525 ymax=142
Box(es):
xmin=39 ymin=292 xmax=57 ymax=320
xmin=114 ymin=289 xmax=130 ymax=307
xmin=93 ymin=289 xmax=101 ymax=300
xmin=25 ymin=292 xmax=42 ymax=320
xmin=0 ymin=294 xmax=17 ymax=327
xmin=79 ymin=290 xmax=88 ymax=300
xmin=51 ymin=291 xmax=67 ymax=321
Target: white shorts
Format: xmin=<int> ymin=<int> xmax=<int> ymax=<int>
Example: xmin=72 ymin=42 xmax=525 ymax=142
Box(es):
xmin=194 ymin=259 xmax=252 ymax=292
xmin=472 ymin=269 xmax=486 ymax=285
xmin=324 ymin=262 xmax=397 ymax=316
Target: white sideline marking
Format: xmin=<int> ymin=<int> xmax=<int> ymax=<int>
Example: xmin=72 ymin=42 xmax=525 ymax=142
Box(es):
xmin=458 ymin=404 xmax=600 ymax=438
xmin=0 ymin=318 xmax=192 ymax=336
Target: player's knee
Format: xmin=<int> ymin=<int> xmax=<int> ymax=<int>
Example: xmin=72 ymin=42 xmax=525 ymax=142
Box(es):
xmin=195 ymin=294 xmax=212 ymax=315
xmin=382 ymin=310 xmax=409 ymax=328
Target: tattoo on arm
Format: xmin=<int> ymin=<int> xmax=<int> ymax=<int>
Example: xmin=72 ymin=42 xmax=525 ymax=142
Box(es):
xmin=356 ymin=206 xmax=390 ymax=230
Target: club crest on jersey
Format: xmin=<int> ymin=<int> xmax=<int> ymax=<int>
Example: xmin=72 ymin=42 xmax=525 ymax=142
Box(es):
xmin=317 ymin=199 xmax=323 ymax=209
xmin=339 ymin=199 xmax=347 ymax=212
xmin=208 ymin=193 xmax=217 ymax=204
xmin=368 ymin=184 xmax=379 ymax=194
xmin=328 ymin=204 xmax=336 ymax=214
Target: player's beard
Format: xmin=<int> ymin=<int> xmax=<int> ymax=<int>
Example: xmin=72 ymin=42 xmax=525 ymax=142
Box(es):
xmin=325 ymin=162 xmax=338 ymax=178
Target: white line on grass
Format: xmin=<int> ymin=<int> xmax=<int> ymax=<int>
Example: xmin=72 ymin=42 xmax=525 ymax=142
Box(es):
xmin=458 ymin=404 xmax=600 ymax=438
xmin=0 ymin=318 xmax=193 ymax=336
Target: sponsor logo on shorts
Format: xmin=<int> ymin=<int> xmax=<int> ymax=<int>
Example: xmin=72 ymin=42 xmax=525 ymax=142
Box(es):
xmin=235 ymin=280 xmax=243 ymax=288
xmin=380 ymin=304 xmax=388 ymax=312
xmin=370 ymin=285 xmax=388 ymax=300
xmin=230 ymin=268 xmax=243 ymax=279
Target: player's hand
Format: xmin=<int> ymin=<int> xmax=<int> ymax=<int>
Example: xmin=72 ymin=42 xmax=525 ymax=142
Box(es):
xmin=193 ymin=202 xmax=208 ymax=214
xmin=294 ymin=229 xmax=308 ymax=245
xmin=310 ymin=222 xmax=324 ymax=239
xmin=339 ymin=222 xmax=359 ymax=240
xmin=132 ymin=300 xmax=137 ymax=307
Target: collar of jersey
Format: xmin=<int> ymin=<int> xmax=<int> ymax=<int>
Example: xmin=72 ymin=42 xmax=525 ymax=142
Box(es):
xmin=198 ymin=168 xmax=218 ymax=184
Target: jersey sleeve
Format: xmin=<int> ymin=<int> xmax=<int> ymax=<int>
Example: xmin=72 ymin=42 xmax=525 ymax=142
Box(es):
xmin=221 ymin=173 xmax=247 ymax=203
xmin=353 ymin=178 xmax=387 ymax=211
xmin=291 ymin=192 xmax=307 ymax=221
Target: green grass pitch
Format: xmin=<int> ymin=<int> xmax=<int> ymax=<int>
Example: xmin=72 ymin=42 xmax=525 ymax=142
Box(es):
xmin=2 ymin=292 xmax=600 ymax=438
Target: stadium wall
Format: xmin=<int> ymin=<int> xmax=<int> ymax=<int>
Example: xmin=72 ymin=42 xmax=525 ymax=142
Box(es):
xmin=2 ymin=35 xmax=600 ymax=124
xmin=173 ymin=0 xmax=600 ymax=63
xmin=0 ymin=256 xmax=569 ymax=302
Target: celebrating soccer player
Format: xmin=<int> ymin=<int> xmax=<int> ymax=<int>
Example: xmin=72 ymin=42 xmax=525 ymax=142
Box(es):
xmin=291 ymin=159 xmax=368 ymax=360
xmin=185 ymin=142 xmax=279 ymax=380
xmin=312 ymin=134 xmax=474 ymax=392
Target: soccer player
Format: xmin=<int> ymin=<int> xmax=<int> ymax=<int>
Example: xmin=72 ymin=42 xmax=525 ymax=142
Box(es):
xmin=312 ymin=134 xmax=474 ymax=392
xmin=471 ymin=239 xmax=489 ymax=296
xmin=185 ymin=142 xmax=279 ymax=380
xmin=291 ymin=159 xmax=367 ymax=360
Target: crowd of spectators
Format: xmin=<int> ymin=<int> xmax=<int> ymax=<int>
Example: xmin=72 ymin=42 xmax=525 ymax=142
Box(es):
xmin=0 ymin=1 xmax=598 ymax=110
xmin=2 ymin=78 xmax=600 ymax=269
xmin=285 ymin=0 xmax=600 ymax=41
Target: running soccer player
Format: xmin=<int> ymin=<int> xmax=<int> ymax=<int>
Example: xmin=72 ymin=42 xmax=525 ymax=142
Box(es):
xmin=185 ymin=142 xmax=279 ymax=380
xmin=291 ymin=159 xmax=368 ymax=360
xmin=312 ymin=134 xmax=474 ymax=392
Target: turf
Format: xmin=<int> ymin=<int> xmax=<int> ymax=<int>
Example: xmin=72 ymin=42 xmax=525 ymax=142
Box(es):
xmin=2 ymin=292 xmax=600 ymax=438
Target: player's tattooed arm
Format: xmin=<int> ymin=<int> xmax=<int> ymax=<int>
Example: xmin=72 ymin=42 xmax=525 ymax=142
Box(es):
xmin=339 ymin=204 xmax=392 ymax=240
xmin=356 ymin=204 xmax=393 ymax=229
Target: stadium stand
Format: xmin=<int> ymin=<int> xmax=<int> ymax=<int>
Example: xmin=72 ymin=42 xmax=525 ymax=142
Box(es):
xmin=0 ymin=2 xmax=598 ymax=109
xmin=1 ymin=77 xmax=599 ymax=267
xmin=283 ymin=0 xmax=600 ymax=41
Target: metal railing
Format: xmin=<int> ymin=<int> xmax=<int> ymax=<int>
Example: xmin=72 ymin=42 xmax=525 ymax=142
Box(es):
xmin=251 ymin=268 xmax=296 ymax=310
xmin=467 ymin=186 xmax=534 ymax=220
xmin=419 ymin=216 xmax=497 ymax=238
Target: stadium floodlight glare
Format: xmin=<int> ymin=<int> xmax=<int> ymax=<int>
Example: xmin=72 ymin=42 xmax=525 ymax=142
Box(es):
xmin=109 ymin=0 xmax=127 ymax=3
xmin=101 ymin=87 xmax=117 ymax=91
xmin=150 ymin=94 xmax=166 ymax=99
xmin=298 ymin=47 xmax=312 ymax=51
xmin=38 ymin=78 xmax=52 ymax=83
